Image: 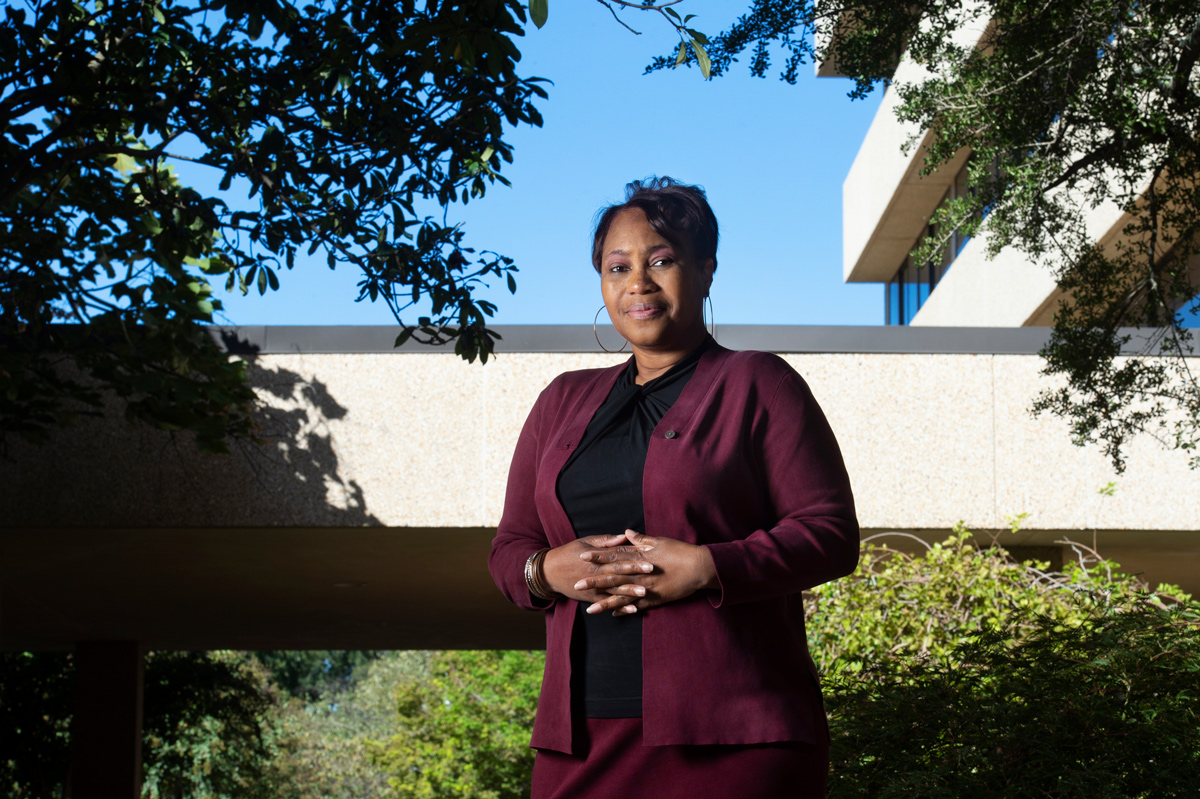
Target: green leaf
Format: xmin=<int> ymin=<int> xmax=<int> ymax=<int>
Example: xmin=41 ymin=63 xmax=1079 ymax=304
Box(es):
xmin=693 ymin=41 xmax=711 ymax=79
xmin=675 ymin=41 xmax=687 ymax=67
xmin=529 ymin=0 xmax=547 ymax=29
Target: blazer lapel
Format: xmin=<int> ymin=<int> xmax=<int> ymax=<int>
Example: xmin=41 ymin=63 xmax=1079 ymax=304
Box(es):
xmin=539 ymin=359 xmax=630 ymax=546
xmin=652 ymin=341 xmax=731 ymax=438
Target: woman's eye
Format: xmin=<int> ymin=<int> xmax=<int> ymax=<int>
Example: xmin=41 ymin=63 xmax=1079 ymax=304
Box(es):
xmin=652 ymin=257 xmax=674 ymax=267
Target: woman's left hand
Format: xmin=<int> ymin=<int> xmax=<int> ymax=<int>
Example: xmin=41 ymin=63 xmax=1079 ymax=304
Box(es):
xmin=573 ymin=529 xmax=718 ymax=616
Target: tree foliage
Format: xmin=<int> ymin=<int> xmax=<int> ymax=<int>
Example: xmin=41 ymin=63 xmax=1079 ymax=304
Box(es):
xmin=825 ymin=602 xmax=1200 ymax=798
xmin=0 ymin=0 xmax=545 ymax=452
xmin=0 ymin=651 xmax=74 ymax=798
xmin=265 ymin=651 xmax=434 ymax=799
xmin=251 ymin=649 xmax=387 ymax=703
xmin=369 ymin=649 xmax=544 ymax=799
xmin=805 ymin=522 xmax=1189 ymax=673
xmin=659 ymin=0 xmax=1200 ymax=471
xmin=0 ymin=650 xmax=306 ymax=799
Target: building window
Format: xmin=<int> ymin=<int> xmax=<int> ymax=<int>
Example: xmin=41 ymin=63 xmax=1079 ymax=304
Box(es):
xmin=884 ymin=158 xmax=974 ymax=325
xmin=949 ymin=165 xmax=972 ymax=256
xmin=885 ymin=241 xmax=945 ymax=325
xmin=1178 ymin=292 xmax=1199 ymax=328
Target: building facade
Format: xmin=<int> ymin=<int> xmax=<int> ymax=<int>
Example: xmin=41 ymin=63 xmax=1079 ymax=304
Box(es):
xmin=4 ymin=325 xmax=1197 ymax=656
xmin=826 ymin=20 xmax=1200 ymax=327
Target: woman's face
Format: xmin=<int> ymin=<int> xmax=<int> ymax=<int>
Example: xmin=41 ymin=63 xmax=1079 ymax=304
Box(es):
xmin=600 ymin=209 xmax=714 ymax=355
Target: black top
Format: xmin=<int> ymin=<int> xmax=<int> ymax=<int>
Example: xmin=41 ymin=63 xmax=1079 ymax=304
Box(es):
xmin=556 ymin=339 xmax=708 ymax=718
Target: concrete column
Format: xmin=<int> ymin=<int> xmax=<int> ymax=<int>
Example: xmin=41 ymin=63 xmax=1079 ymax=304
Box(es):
xmin=70 ymin=641 xmax=144 ymax=799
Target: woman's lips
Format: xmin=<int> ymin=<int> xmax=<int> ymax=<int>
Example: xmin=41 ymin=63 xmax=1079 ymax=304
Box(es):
xmin=626 ymin=304 xmax=665 ymax=320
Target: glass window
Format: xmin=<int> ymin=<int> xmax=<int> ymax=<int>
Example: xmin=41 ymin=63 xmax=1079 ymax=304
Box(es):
xmin=887 ymin=275 xmax=902 ymax=325
xmin=885 ymin=243 xmax=952 ymax=326
xmin=1180 ymin=292 xmax=1200 ymax=329
xmin=885 ymin=162 xmax=975 ymax=325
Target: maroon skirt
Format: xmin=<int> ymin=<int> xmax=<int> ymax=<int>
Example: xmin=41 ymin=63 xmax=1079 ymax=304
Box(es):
xmin=531 ymin=717 xmax=829 ymax=799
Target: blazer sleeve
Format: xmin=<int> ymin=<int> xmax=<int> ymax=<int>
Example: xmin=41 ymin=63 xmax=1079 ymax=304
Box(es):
xmin=705 ymin=366 xmax=860 ymax=607
xmin=488 ymin=389 xmax=556 ymax=611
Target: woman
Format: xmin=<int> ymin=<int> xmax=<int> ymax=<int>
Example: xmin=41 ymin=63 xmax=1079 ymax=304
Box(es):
xmin=488 ymin=177 xmax=859 ymax=798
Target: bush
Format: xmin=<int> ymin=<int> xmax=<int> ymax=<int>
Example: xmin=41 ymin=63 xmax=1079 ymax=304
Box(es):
xmin=825 ymin=601 xmax=1200 ymax=798
xmin=804 ymin=522 xmax=1188 ymax=673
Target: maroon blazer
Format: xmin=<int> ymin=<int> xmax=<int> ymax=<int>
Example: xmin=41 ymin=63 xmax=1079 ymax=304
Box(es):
xmin=488 ymin=343 xmax=859 ymax=754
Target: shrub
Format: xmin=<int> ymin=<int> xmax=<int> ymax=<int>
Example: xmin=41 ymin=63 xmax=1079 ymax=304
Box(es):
xmin=804 ymin=522 xmax=1188 ymax=673
xmin=824 ymin=601 xmax=1200 ymax=798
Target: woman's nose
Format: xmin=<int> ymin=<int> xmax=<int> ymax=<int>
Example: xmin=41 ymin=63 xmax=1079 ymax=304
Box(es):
xmin=628 ymin=265 xmax=657 ymax=292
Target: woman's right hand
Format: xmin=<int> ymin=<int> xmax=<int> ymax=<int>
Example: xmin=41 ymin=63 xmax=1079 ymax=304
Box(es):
xmin=541 ymin=534 xmax=654 ymax=605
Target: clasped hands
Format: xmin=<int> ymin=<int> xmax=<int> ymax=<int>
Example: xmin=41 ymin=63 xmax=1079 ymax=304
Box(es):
xmin=541 ymin=530 xmax=718 ymax=616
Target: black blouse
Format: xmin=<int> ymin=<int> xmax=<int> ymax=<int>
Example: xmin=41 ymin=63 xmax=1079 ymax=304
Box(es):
xmin=556 ymin=339 xmax=709 ymax=718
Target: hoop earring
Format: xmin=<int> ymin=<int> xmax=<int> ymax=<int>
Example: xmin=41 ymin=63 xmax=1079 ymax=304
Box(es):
xmin=703 ymin=295 xmax=717 ymax=340
xmin=594 ymin=306 xmax=628 ymax=353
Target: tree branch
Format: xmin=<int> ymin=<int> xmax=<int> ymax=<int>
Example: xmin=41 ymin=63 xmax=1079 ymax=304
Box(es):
xmin=1170 ymin=13 xmax=1200 ymax=103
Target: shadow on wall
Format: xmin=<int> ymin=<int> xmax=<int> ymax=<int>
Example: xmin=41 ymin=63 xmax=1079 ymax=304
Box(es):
xmin=231 ymin=356 xmax=382 ymax=527
xmin=0 ymin=344 xmax=381 ymax=529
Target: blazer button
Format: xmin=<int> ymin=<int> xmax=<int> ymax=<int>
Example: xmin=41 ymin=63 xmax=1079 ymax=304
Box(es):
xmin=664 ymin=430 xmax=677 ymax=439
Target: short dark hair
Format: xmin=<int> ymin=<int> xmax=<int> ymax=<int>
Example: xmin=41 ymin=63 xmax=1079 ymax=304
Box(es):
xmin=591 ymin=177 xmax=719 ymax=273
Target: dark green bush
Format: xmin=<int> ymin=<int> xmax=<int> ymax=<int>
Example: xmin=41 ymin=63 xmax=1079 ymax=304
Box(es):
xmin=825 ymin=602 xmax=1200 ymax=798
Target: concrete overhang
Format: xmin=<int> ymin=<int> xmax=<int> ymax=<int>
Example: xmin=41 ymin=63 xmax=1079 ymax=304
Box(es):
xmin=839 ymin=7 xmax=992 ymax=283
xmin=814 ymin=10 xmax=859 ymax=78
xmin=0 ymin=527 xmax=544 ymax=651
xmin=5 ymin=524 xmax=1196 ymax=652
xmin=842 ymin=62 xmax=971 ymax=283
xmin=3 ymin=327 xmax=1197 ymax=652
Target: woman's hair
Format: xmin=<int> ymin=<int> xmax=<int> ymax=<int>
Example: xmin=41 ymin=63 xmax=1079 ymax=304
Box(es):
xmin=591 ymin=177 xmax=719 ymax=273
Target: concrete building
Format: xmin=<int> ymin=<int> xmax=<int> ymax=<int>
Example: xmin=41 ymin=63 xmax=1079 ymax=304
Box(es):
xmin=825 ymin=16 xmax=1200 ymax=327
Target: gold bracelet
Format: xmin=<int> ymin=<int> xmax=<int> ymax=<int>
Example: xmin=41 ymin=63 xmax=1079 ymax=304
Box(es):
xmin=525 ymin=548 xmax=558 ymax=601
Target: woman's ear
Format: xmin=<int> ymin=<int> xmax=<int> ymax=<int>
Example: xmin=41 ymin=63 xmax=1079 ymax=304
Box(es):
xmin=701 ymin=258 xmax=715 ymax=294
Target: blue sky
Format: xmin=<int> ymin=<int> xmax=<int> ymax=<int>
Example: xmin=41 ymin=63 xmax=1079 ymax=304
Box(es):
xmin=211 ymin=1 xmax=885 ymax=327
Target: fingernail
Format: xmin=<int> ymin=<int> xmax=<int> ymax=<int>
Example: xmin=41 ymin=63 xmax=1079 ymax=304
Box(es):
xmin=641 ymin=563 xmax=653 ymax=572
xmin=623 ymin=605 xmax=638 ymax=614
xmin=586 ymin=603 xmax=600 ymax=614
xmin=633 ymin=586 xmax=646 ymax=596
xmin=574 ymin=580 xmax=587 ymax=590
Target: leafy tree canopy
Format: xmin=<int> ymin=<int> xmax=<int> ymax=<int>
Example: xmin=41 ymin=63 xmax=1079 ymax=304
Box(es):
xmin=1 ymin=650 xmax=303 ymax=799
xmin=0 ymin=0 xmax=545 ymax=452
xmin=251 ymin=649 xmax=385 ymax=702
xmin=369 ymin=649 xmax=543 ymax=799
xmin=659 ymin=0 xmax=1200 ymax=471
